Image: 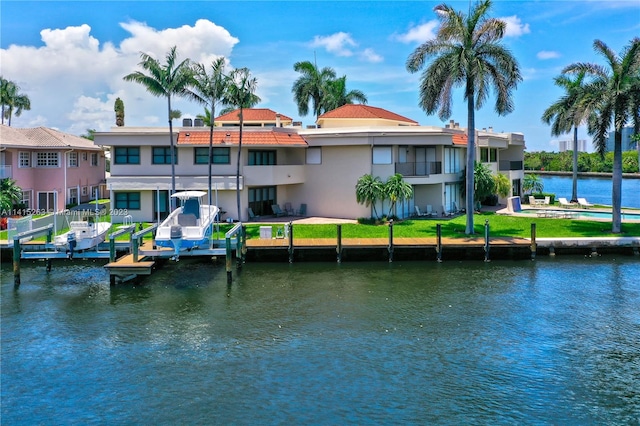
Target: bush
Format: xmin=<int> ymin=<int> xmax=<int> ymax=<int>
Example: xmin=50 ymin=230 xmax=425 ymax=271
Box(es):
xmin=481 ymin=194 xmax=499 ymax=206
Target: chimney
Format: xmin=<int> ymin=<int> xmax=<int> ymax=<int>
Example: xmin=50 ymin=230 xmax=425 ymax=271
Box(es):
xmin=276 ymin=113 xmax=281 ymax=127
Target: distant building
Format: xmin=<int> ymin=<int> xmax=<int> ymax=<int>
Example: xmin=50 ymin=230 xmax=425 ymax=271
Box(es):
xmin=605 ymin=126 xmax=636 ymax=152
xmin=558 ymin=139 xmax=587 ymax=153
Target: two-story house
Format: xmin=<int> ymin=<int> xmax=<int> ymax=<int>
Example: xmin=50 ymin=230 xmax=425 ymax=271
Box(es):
xmin=0 ymin=125 xmax=106 ymax=212
xmin=95 ymin=105 xmax=525 ymax=223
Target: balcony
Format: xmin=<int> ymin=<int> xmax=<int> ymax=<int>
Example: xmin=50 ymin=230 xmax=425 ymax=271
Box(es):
xmin=0 ymin=165 xmax=12 ymax=179
xmin=499 ymin=160 xmax=523 ymax=171
xmin=395 ymin=161 xmax=442 ymax=177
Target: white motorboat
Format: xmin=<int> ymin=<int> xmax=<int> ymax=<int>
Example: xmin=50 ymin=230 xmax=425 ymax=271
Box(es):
xmin=155 ymin=191 xmax=220 ymax=260
xmin=54 ymin=208 xmax=111 ymax=256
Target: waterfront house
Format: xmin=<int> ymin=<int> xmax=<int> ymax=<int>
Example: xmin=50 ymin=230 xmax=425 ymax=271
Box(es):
xmin=95 ymin=105 xmax=525 ymax=222
xmin=0 ymin=125 xmax=106 ymax=212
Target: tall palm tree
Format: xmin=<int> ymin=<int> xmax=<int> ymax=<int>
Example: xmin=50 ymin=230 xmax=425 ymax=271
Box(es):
xmin=123 ymin=46 xmax=195 ymax=209
xmin=292 ymin=61 xmax=337 ymax=119
xmin=1 ymin=78 xmax=31 ymax=126
xmin=223 ymin=68 xmax=259 ymax=220
xmin=188 ymin=58 xmax=230 ymax=208
xmin=323 ymin=76 xmax=368 ymax=112
xmin=541 ymin=71 xmax=594 ymax=202
xmin=406 ymin=0 xmax=521 ymax=235
xmin=563 ymin=38 xmax=640 ymax=233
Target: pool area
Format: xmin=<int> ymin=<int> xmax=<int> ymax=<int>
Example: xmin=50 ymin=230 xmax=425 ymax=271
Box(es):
xmin=510 ymin=208 xmax=640 ymax=222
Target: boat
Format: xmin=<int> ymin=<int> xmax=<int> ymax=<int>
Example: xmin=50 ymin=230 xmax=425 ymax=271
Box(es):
xmin=54 ymin=205 xmax=111 ymax=257
xmin=154 ymin=191 xmax=220 ymax=260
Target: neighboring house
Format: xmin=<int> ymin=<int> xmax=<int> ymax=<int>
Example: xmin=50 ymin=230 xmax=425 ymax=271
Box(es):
xmin=476 ymin=125 xmax=526 ymax=201
xmin=95 ymin=105 xmax=525 ymax=222
xmin=213 ymin=108 xmax=294 ymax=128
xmin=0 ymin=125 xmax=106 ymax=212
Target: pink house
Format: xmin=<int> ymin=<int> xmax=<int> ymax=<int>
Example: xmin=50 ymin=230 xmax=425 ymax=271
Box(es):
xmin=0 ymin=125 xmax=106 ymax=212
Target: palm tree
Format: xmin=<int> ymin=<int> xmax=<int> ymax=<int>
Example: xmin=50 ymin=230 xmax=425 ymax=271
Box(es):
xmin=384 ymin=174 xmax=413 ymax=218
xmin=123 ymin=46 xmax=195 ymax=209
xmin=355 ymin=174 xmax=384 ymax=219
xmin=542 ymin=71 xmax=594 ymax=202
xmin=0 ymin=178 xmax=23 ymax=212
xmin=564 ymin=38 xmax=640 ymax=233
xmin=322 ymin=76 xmax=368 ymax=112
xmin=523 ymin=174 xmax=544 ymax=195
xmin=223 ymin=68 xmax=259 ymax=220
xmin=1 ymin=77 xmax=31 ymax=126
xmin=493 ymin=172 xmax=511 ymax=200
xmin=292 ymin=61 xmax=337 ymax=119
xmin=187 ymin=58 xmax=231 ymax=209
xmin=406 ymin=0 xmax=521 ymax=234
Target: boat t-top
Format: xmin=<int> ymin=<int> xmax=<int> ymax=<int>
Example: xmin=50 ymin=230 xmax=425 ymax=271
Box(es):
xmin=154 ymin=191 xmax=220 ymax=260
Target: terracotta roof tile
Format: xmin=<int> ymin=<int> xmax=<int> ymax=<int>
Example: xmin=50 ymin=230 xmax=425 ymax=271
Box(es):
xmin=177 ymin=129 xmax=307 ymax=147
xmin=215 ymin=108 xmax=293 ymax=122
xmin=318 ymin=104 xmax=418 ymax=124
xmin=452 ymin=133 xmax=468 ymax=146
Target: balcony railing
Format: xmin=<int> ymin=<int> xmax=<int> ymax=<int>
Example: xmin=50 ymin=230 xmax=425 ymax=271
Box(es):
xmin=0 ymin=165 xmax=12 ymax=179
xmin=499 ymin=160 xmax=523 ymax=171
xmin=395 ymin=161 xmax=442 ymax=177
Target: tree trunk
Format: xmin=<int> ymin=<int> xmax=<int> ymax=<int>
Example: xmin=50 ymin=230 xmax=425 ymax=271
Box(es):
xmin=236 ymin=108 xmax=243 ymax=221
xmin=571 ymin=126 xmax=578 ymax=202
xmin=465 ymin=93 xmax=476 ymax=235
xmin=168 ymin=96 xmax=176 ymax=210
xmin=611 ymin=128 xmax=622 ymax=233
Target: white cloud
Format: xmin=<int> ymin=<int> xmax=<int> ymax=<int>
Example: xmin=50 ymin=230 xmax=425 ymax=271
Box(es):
xmin=360 ymin=48 xmax=383 ymax=63
xmin=0 ymin=20 xmax=239 ymax=133
xmin=500 ymin=15 xmax=531 ymax=37
xmin=394 ymin=21 xmax=439 ymax=44
xmin=310 ymin=32 xmax=357 ymax=57
xmin=537 ymin=50 xmax=561 ymax=60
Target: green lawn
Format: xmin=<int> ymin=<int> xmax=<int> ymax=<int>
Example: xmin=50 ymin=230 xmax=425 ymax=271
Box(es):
xmin=242 ymin=212 xmax=640 ymax=239
xmin=2 ymin=213 xmax=639 ymax=243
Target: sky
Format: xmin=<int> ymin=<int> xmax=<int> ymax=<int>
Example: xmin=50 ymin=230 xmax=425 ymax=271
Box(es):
xmin=1 ymin=0 xmax=639 ymax=152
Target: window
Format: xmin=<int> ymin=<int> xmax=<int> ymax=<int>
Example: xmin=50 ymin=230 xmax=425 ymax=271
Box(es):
xmin=19 ymin=152 xmax=30 ymax=168
xmin=82 ymin=152 xmax=88 ymax=161
xmin=21 ymin=190 xmax=31 ymax=209
xmin=306 ymin=147 xmax=322 ymax=164
xmin=194 ymin=147 xmax=230 ymax=164
xmin=444 ymin=147 xmax=462 ymax=173
xmin=248 ymin=186 xmax=276 ymax=216
xmin=68 ymin=188 xmax=78 ymax=205
xmin=36 ymin=152 xmax=59 ymax=167
xmin=481 ymin=148 xmax=497 ymax=163
xmin=372 ymin=146 xmax=392 ymax=164
xmin=152 ymin=146 xmax=177 ymax=164
xmin=248 ymin=150 xmax=276 ymax=166
xmin=91 ymin=153 xmax=98 ymax=166
xmin=82 ymin=186 xmax=88 ymax=196
xmin=114 ymin=147 xmax=140 ymax=164
xmin=68 ymin=152 xmax=78 ymax=167
xmin=115 ymin=192 xmax=141 ymax=210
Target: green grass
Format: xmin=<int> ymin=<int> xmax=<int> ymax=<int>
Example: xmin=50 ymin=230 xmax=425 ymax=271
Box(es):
xmin=3 ymin=214 xmax=639 ymax=243
xmin=243 ymin=213 xmax=640 ymax=239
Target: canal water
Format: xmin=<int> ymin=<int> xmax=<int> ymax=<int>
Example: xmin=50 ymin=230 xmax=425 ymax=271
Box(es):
xmin=540 ymin=175 xmax=640 ymax=208
xmin=2 ymin=257 xmax=639 ymax=424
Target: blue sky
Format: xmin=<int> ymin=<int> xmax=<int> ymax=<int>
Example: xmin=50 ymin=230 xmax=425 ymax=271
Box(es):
xmin=1 ymin=0 xmax=639 ymax=151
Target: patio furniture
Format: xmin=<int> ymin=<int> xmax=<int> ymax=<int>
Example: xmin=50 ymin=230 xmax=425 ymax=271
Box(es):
xmin=271 ymin=204 xmax=286 ymax=217
xmin=414 ymin=206 xmax=428 ymax=217
xmin=248 ymin=207 xmax=260 ymax=221
xmin=577 ymin=198 xmax=594 ymax=209
xmin=284 ymin=202 xmax=294 ymax=215
xmin=426 ymin=205 xmax=437 ymax=217
xmin=558 ymin=197 xmax=575 ymax=208
xmin=296 ymin=203 xmax=307 ymax=216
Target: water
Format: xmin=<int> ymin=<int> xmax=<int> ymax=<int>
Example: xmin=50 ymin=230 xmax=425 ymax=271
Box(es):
xmin=2 ymin=258 xmax=640 ymax=424
xmin=540 ymin=175 xmax=640 ymax=208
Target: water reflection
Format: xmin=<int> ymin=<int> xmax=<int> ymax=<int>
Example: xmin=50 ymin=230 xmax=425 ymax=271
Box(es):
xmin=2 ymin=258 xmax=639 ymax=424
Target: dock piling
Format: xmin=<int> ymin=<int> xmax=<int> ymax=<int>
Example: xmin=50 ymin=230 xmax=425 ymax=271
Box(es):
xmin=436 ymin=224 xmax=442 ymax=262
xmin=336 ymin=224 xmax=342 ymax=263
xmin=287 ymin=222 xmax=294 ymax=263
xmin=530 ymin=223 xmax=537 ymax=260
xmin=388 ymin=220 xmax=394 ymax=262
xmin=484 ymin=220 xmax=490 ymax=262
